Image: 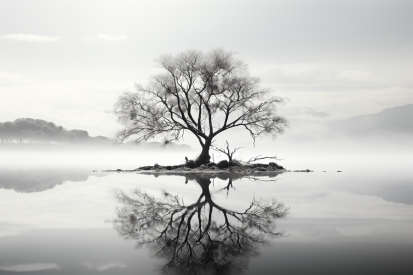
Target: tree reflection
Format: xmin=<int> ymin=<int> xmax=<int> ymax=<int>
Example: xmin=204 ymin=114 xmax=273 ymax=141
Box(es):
xmin=112 ymin=174 xmax=289 ymax=275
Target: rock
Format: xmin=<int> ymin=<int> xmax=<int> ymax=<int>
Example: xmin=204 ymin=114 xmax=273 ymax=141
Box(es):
xmin=217 ymin=160 xmax=229 ymax=169
xmin=153 ymin=163 xmax=160 ymax=168
xmin=139 ymin=166 xmax=153 ymax=171
xmin=229 ymin=160 xmax=242 ymax=166
xmin=185 ymin=160 xmax=197 ymax=169
xmin=250 ymin=163 xmax=264 ymax=168
xmin=293 ymin=169 xmax=312 ymax=172
xmin=269 ymin=162 xmax=283 ymax=169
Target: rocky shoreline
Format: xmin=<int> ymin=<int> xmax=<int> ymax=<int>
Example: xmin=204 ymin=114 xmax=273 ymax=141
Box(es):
xmin=105 ymin=160 xmax=291 ymax=174
xmin=102 ymin=160 xmax=323 ymax=174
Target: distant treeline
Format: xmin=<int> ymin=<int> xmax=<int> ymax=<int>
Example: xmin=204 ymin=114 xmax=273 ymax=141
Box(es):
xmin=0 ymin=118 xmax=110 ymax=145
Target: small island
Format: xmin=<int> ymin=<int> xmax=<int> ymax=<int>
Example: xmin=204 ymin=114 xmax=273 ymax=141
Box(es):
xmin=107 ymin=160 xmax=285 ymax=175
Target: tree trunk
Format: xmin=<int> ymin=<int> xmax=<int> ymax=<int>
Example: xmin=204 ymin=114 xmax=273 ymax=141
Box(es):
xmin=195 ymin=175 xmax=212 ymax=198
xmin=195 ymin=139 xmax=211 ymax=166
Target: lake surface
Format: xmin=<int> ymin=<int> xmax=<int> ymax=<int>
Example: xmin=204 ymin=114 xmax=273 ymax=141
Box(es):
xmin=0 ymin=162 xmax=412 ymax=274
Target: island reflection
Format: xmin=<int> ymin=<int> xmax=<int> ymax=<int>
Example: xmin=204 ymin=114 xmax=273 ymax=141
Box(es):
xmin=112 ymin=174 xmax=289 ymax=275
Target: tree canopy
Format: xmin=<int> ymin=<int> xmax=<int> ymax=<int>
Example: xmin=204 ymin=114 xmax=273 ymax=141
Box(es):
xmin=113 ymin=49 xmax=288 ymax=165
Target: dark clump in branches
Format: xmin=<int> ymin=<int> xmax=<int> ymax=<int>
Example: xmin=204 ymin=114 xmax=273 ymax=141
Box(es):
xmin=111 ymin=174 xmax=289 ymax=275
xmin=112 ymin=49 xmax=288 ymax=166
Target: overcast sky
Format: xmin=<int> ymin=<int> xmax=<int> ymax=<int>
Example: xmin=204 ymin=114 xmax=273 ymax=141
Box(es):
xmin=1 ymin=0 xmax=412 ymax=142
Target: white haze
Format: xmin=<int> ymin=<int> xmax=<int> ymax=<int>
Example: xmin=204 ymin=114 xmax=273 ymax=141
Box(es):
xmin=0 ymin=0 xmax=411 ymax=173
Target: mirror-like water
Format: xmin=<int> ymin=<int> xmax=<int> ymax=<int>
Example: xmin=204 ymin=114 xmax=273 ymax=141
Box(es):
xmin=0 ymin=166 xmax=412 ymax=275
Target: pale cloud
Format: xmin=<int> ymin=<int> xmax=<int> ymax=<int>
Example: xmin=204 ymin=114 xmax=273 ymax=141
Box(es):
xmin=0 ymin=71 xmax=21 ymax=81
xmin=0 ymin=263 xmax=60 ymax=272
xmin=261 ymin=65 xmax=335 ymax=83
xmin=85 ymin=33 xmax=128 ymax=41
xmin=1 ymin=34 xmax=60 ymax=43
xmin=281 ymin=107 xmax=330 ymax=118
xmin=336 ymin=70 xmax=373 ymax=82
xmin=290 ymin=66 xmax=332 ymax=81
xmin=261 ymin=65 xmax=381 ymax=86
xmin=84 ymin=262 xmax=127 ymax=271
xmin=0 ymin=71 xmax=25 ymax=86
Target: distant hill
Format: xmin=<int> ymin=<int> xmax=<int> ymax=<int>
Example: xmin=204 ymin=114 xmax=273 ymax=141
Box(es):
xmin=0 ymin=118 xmax=96 ymax=144
xmin=333 ymin=104 xmax=413 ymax=137
xmin=0 ymin=118 xmax=193 ymax=151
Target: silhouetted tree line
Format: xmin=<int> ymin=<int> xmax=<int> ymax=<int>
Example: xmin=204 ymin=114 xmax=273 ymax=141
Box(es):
xmin=0 ymin=118 xmax=109 ymax=145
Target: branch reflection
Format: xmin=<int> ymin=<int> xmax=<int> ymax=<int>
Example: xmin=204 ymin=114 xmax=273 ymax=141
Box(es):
xmin=112 ymin=174 xmax=289 ymax=275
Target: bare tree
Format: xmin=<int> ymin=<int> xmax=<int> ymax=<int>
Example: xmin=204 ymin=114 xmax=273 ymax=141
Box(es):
xmin=112 ymin=49 xmax=288 ymax=166
xmin=212 ymin=140 xmax=243 ymax=163
xmin=111 ymin=175 xmax=289 ymax=275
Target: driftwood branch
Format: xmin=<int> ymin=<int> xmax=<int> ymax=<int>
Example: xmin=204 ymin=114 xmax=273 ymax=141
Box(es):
xmin=242 ymin=155 xmax=284 ymax=165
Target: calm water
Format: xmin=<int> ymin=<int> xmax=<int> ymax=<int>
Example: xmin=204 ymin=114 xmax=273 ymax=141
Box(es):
xmin=0 ymin=164 xmax=412 ymax=274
